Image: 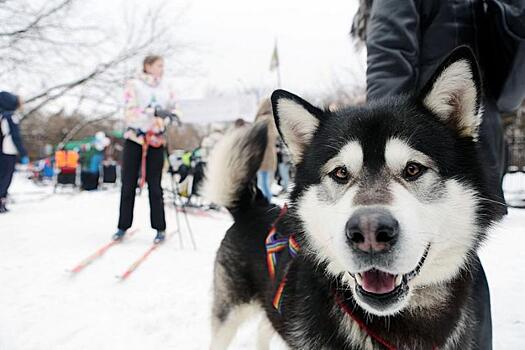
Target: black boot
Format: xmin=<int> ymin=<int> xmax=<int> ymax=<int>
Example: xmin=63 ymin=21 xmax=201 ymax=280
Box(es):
xmin=153 ymin=230 xmax=166 ymax=244
xmin=0 ymin=198 xmax=8 ymax=213
xmin=112 ymin=229 xmax=126 ymax=241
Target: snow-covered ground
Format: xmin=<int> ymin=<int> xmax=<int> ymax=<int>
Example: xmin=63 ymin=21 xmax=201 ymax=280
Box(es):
xmin=0 ymin=173 xmax=524 ymax=349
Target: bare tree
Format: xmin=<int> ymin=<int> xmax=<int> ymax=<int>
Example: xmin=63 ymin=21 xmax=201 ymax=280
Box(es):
xmin=166 ymin=124 xmax=205 ymax=151
xmin=0 ymin=0 xmax=193 ymax=124
xmin=21 ymin=110 xmax=119 ymax=158
xmin=0 ymin=1 xmax=103 ymax=82
xmin=318 ymin=68 xmax=366 ymax=109
xmin=235 ymin=79 xmax=273 ymax=103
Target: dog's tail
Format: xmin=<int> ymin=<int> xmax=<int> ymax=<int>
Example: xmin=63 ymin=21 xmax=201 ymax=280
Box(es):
xmin=202 ymin=122 xmax=268 ymax=219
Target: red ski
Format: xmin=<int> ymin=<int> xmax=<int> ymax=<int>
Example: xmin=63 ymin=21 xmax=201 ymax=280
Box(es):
xmin=69 ymin=228 xmax=139 ymax=274
xmin=116 ymin=230 xmax=178 ymax=280
xmin=116 ymin=243 xmax=160 ymax=281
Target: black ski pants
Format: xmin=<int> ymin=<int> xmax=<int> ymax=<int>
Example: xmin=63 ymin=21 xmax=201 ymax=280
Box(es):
xmin=0 ymin=153 xmax=16 ymax=199
xmin=118 ymin=139 xmax=166 ymax=231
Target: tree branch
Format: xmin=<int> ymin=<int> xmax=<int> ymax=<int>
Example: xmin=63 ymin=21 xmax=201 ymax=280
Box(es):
xmin=0 ymin=0 xmax=73 ymax=37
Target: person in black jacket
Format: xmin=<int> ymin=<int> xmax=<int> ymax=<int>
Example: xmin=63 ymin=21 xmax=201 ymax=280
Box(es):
xmin=351 ymin=1 xmax=504 ymax=348
xmin=0 ymin=91 xmax=28 ymax=213
xmin=353 ymin=0 xmax=507 ymax=208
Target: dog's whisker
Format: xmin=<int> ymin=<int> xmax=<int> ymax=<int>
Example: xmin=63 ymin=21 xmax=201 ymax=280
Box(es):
xmin=474 ymin=196 xmax=509 ymax=207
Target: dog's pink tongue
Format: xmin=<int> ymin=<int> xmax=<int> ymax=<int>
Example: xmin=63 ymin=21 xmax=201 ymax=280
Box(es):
xmin=361 ymin=270 xmax=396 ymax=294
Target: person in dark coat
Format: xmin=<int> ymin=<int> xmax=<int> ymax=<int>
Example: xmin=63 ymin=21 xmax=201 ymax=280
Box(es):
xmin=0 ymin=91 xmax=28 ymax=213
xmin=351 ymin=1 xmax=504 ymax=348
xmin=353 ymin=0 xmax=507 ymax=206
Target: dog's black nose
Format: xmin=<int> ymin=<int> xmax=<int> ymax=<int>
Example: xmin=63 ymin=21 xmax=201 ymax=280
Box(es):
xmin=345 ymin=208 xmax=399 ymax=253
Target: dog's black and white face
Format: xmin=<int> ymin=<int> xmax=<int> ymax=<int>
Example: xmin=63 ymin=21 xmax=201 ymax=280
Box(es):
xmin=271 ymin=48 xmax=501 ymax=316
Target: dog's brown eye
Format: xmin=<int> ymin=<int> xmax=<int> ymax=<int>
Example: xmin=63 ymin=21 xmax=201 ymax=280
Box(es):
xmin=330 ymin=166 xmax=350 ymax=183
xmin=403 ymin=162 xmax=426 ymax=180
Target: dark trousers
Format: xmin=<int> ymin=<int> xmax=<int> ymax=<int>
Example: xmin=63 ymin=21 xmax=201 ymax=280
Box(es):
xmin=118 ymin=140 xmax=166 ymax=231
xmin=475 ymin=99 xmax=504 ymax=349
xmin=0 ymin=153 xmax=16 ymax=198
xmin=479 ymin=97 xmax=507 ymax=209
xmin=472 ymin=256 xmax=493 ymax=350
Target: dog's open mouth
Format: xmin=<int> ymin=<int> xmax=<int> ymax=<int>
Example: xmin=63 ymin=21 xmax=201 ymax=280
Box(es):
xmin=356 ymin=269 xmax=402 ymax=294
xmin=353 ymin=244 xmax=431 ymax=299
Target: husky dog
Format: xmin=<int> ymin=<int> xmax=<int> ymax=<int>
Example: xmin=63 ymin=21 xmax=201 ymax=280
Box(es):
xmin=204 ymin=47 xmax=505 ymax=349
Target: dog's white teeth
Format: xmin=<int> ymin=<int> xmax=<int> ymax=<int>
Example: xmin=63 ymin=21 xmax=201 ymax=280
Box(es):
xmin=355 ymin=273 xmax=363 ymax=286
xmin=395 ymin=274 xmax=402 ymax=287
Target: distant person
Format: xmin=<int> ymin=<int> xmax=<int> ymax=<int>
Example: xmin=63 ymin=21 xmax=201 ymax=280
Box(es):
xmin=200 ymin=123 xmax=224 ymax=161
xmin=113 ymin=55 xmax=178 ymax=244
xmin=0 ymin=91 xmax=29 ymax=213
xmin=234 ymin=118 xmax=246 ymax=128
xmin=276 ymin=139 xmax=291 ymax=193
xmin=254 ymin=99 xmax=278 ymax=201
xmin=80 ymin=132 xmax=109 ymax=191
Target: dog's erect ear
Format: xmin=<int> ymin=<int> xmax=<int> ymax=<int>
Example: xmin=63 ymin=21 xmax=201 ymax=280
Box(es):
xmin=420 ymin=46 xmax=482 ymax=139
xmin=271 ymin=89 xmax=324 ymax=164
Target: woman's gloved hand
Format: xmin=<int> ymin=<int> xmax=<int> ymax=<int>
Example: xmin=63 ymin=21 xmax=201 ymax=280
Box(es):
xmin=155 ymin=107 xmax=182 ymax=126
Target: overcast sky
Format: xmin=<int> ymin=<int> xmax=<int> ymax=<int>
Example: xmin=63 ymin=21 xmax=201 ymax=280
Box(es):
xmin=90 ymin=0 xmax=364 ymax=100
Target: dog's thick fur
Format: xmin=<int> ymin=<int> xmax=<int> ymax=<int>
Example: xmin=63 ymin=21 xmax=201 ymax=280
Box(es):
xmin=204 ymin=47 xmax=505 ymax=349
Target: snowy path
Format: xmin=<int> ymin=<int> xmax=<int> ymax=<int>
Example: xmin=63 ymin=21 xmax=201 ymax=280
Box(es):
xmin=0 ymin=176 xmax=524 ymax=349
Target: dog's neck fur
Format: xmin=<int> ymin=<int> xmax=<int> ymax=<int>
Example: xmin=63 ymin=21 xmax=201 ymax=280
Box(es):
xmin=329 ymin=262 xmax=472 ymax=348
xmin=278 ymin=217 xmax=475 ymax=349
